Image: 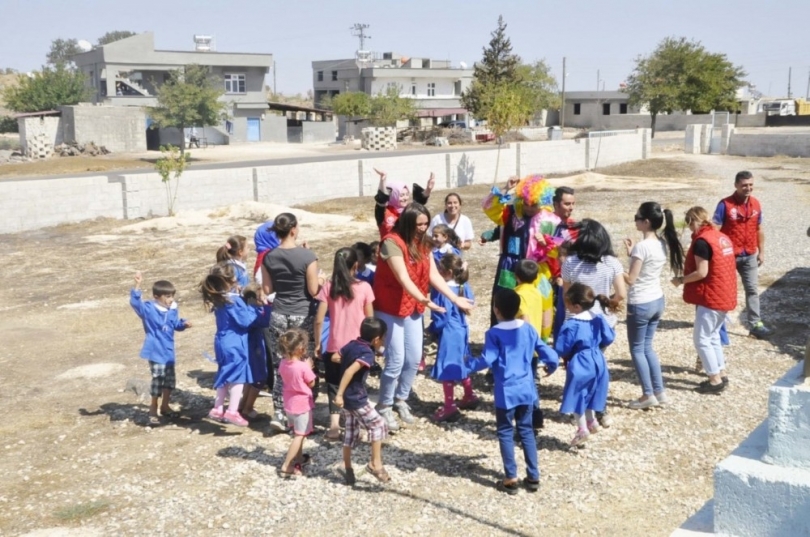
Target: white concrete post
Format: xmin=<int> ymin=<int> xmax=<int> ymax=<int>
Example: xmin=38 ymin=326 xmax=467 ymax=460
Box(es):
xmin=699 ymin=124 xmax=712 ymax=154
xmin=684 ymin=124 xmax=701 ymax=154
xmin=721 ymin=124 xmax=734 ymax=155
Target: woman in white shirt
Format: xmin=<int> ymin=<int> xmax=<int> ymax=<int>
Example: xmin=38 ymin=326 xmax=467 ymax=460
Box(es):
xmin=428 ymin=193 xmax=474 ymax=250
xmin=623 ymin=202 xmax=684 ymax=410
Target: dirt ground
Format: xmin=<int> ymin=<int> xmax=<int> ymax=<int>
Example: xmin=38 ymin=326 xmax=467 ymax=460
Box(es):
xmin=1 ymin=154 xmax=809 ymax=536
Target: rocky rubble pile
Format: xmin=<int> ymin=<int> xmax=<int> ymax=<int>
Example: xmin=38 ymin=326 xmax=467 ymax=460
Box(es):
xmin=54 ymin=141 xmax=110 ymax=157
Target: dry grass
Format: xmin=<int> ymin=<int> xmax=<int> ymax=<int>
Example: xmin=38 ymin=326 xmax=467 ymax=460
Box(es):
xmin=0 ymin=155 xmax=152 ymax=178
xmin=53 ymin=500 xmax=110 ymax=522
xmin=595 ymin=158 xmax=701 ymax=178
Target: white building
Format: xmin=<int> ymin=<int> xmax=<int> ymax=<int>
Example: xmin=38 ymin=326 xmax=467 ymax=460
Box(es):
xmin=312 ymin=52 xmax=473 ymax=125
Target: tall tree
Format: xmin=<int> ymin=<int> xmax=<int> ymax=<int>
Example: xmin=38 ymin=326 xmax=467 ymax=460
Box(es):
xmin=46 ymin=38 xmax=82 ymax=67
xmin=2 ymin=65 xmax=89 ymax=112
xmin=625 ymin=37 xmax=745 ymax=137
xmin=148 ymin=65 xmax=228 ymax=155
xmin=517 ymin=59 xmax=560 ymax=114
xmin=96 ymin=31 xmax=137 ymax=46
xmin=328 ymin=91 xmax=371 ymax=117
xmin=462 ymin=16 xmax=522 ymax=117
xmin=480 ymin=82 xmax=532 ymax=181
xmin=369 ymin=86 xmax=416 ymax=127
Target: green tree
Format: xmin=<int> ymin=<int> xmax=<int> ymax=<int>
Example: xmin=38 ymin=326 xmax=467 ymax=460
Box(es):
xmin=328 ymin=91 xmax=371 ymax=117
xmin=154 ymin=145 xmax=190 ymax=216
xmin=46 ymin=38 xmax=82 ymax=66
xmin=517 ymin=59 xmax=560 ymax=114
xmin=96 ymin=31 xmax=137 ymax=46
xmin=148 ymin=64 xmax=228 ymax=155
xmin=462 ymin=15 xmax=522 ymax=117
xmin=480 ymin=83 xmax=532 ymax=181
xmin=2 ymin=65 xmax=89 ymax=112
xmin=0 ymin=116 xmax=18 ymax=133
xmin=625 ymin=37 xmax=745 ymax=137
xmin=369 ymin=86 xmax=416 ymax=127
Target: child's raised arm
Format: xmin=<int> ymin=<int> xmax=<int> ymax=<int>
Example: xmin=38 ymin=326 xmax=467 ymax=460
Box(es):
xmin=129 ymin=273 xmax=145 ymax=318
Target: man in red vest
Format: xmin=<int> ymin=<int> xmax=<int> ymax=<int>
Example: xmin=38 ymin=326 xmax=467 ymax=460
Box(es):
xmin=712 ymin=171 xmax=771 ymax=339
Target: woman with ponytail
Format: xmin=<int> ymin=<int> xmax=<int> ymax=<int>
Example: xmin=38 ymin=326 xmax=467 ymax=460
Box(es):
xmin=314 ymin=247 xmax=375 ymax=441
xmin=623 ymin=202 xmax=684 ymax=409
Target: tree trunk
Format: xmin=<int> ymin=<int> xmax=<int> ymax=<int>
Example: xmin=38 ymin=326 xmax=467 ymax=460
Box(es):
xmin=650 ymin=113 xmax=657 ymax=139
xmin=493 ymin=141 xmax=501 ymax=183
xmin=179 ymin=125 xmax=186 ymax=157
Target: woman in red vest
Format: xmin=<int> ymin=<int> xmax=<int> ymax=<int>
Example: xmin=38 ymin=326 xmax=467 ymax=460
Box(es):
xmin=373 ymin=203 xmax=474 ymax=431
xmin=672 ymin=207 xmax=737 ymax=394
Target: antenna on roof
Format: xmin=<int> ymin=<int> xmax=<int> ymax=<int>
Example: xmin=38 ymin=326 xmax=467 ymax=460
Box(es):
xmin=351 ymin=23 xmax=372 ymax=71
xmin=193 ymin=35 xmax=214 ymax=52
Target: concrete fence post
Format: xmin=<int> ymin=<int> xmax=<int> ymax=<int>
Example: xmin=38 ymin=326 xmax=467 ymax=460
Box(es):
xmin=684 ymin=125 xmax=701 ymax=154
xmin=699 ymin=124 xmax=712 ymax=154
xmin=445 ymin=153 xmax=452 ymax=188
xmin=252 ymin=168 xmax=259 ymax=202
xmin=584 ymin=136 xmax=591 ymax=171
xmin=358 ymin=159 xmax=364 ymax=197
xmin=107 ymin=175 xmax=129 ymax=220
xmin=721 ymin=125 xmax=734 ymax=155
xmin=515 ymin=143 xmax=521 ymax=178
xmin=640 ymin=128 xmax=652 ymax=159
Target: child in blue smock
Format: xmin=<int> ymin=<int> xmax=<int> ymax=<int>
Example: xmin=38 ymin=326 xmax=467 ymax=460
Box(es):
xmin=431 ymin=224 xmax=462 ymax=266
xmin=555 ymin=282 xmax=615 ymax=448
xmin=130 ymin=272 xmax=191 ymax=425
xmin=201 ymin=267 xmax=268 ymax=427
xmin=238 ymin=284 xmax=271 ymax=420
xmin=429 ymin=253 xmax=478 ymax=422
xmin=216 ymin=235 xmax=250 ymax=290
xmin=467 ymin=288 xmax=559 ymax=495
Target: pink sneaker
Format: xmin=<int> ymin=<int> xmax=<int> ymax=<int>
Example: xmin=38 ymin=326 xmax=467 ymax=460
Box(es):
xmin=433 ymin=404 xmax=461 ymax=423
xmin=208 ymin=408 xmax=225 ymax=421
xmin=587 ymin=419 xmax=600 ymax=434
xmin=417 ymin=356 xmax=426 ymax=372
xmin=570 ymin=427 xmax=589 ymax=447
xmin=457 ymin=394 xmax=481 ymax=410
xmin=223 ymin=410 xmax=249 ymax=427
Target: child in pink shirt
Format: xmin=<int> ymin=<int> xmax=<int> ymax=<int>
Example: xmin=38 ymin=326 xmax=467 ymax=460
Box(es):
xmin=314 ymin=247 xmax=375 ymax=441
xmin=277 ymin=328 xmax=316 ymax=478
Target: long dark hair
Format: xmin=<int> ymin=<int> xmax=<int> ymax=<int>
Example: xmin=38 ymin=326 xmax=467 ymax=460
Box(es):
xmin=216 ymin=235 xmax=246 ymax=263
xmin=565 ymin=282 xmax=611 ymax=312
xmin=329 ymin=247 xmax=358 ymax=301
xmin=570 ymin=219 xmax=615 ymax=264
xmin=637 ymin=201 xmax=684 ymax=274
xmin=393 ymin=203 xmax=431 ymax=261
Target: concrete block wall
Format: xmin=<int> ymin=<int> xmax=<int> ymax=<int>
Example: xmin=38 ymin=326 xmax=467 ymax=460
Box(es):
xmin=588 ymin=131 xmax=644 ymax=169
xmin=764 ymin=364 xmax=810 ymax=468
xmin=0 ymin=174 xmax=121 ymax=233
xmin=60 ymin=105 xmax=146 ymax=152
xmin=300 ymin=122 xmax=337 ymax=144
xmin=18 ymin=117 xmax=62 ymax=157
xmin=728 ymin=133 xmax=810 ymax=158
xmin=0 ymin=133 xmax=646 ymax=233
xmin=684 ymin=124 xmax=701 ymax=154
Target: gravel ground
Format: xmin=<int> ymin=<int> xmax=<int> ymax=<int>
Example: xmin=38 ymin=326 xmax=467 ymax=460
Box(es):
xmin=1 ymin=154 xmax=809 ymax=537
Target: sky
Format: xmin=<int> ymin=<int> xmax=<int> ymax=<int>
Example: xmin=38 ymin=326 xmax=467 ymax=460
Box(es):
xmin=1 ymin=0 xmax=809 ymax=99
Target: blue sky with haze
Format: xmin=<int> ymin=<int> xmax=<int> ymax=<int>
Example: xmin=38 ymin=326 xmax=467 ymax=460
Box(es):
xmin=2 ymin=0 xmax=808 ymax=98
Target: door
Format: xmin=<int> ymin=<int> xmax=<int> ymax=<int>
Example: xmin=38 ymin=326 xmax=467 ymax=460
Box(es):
xmin=247 ymin=118 xmax=261 ymax=142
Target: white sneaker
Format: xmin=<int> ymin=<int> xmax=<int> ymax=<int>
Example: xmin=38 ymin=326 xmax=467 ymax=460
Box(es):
xmin=377 ymin=406 xmax=400 ymax=432
xmin=654 ymin=392 xmax=670 ymax=405
xmin=628 ymin=396 xmax=659 ymax=410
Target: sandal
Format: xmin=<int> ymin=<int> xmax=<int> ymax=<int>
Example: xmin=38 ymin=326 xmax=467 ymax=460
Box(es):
xmin=278 ymin=467 xmax=302 ymax=479
xmin=160 ymin=410 xmax=180 ymax=420
xmin=147 ymin=415 xmax=161 ymax=426
xmin=523 ymin=477 xmax=540 ymax=493
xmin=497 ymin=480 xmax=519 ymax=495
xmin=365 ymin=463 xmax=391 ymax=483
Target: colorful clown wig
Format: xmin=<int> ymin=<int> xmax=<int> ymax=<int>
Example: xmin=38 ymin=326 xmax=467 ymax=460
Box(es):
xmin=514 ymin=174 xmax=555 ymax=217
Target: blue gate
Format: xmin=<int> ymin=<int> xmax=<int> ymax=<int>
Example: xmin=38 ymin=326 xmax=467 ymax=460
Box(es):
xmin=247 ymin=118 xmax=261 ymax=142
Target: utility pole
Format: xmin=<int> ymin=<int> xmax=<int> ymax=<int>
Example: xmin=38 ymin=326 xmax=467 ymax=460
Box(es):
xmin=597 ymin=69 xmax=600 ymax=92
xmin=805 ymin=69 xmax=809 ymax=100
xmin=561 ymin=56 xmax=566 ymax=130
xmin=350 ymin=23 xmax=371 ymax=50
xmin=273 ymin=61 xmax=277 ymax=97
xmin=788 ymin=67 xmax=792 ymax=98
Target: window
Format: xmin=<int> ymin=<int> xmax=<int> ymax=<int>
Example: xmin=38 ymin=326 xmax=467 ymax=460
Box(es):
xmin=602 ymin=103 xmax=611 ymax=115
xmin=427 ymin=82 xmax=436 ymax=97
xmin=620 ymin=103 xmax=628 ymax=114
xmin=224 ymin=74 xmax=246 ymax=94
xmin=411 ymin=82 xmax=416 ymax=95
xmin=317 ymin=71 xmax=323 ymax=82
xmin=573 ymin=103 xmax=581 ymax=115
xmin=331 ymin=71 xmax=338 ymax=81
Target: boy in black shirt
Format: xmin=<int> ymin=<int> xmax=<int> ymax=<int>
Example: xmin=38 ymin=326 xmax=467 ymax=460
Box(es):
xmin=335 ymin=317 xmax=389 ymax=485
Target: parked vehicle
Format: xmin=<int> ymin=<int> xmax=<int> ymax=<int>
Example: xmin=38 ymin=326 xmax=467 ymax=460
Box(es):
xmin=444 ymin=121 xmax=467 ymax=129
xmin=762 ymin=100 xmax=796 ymax=116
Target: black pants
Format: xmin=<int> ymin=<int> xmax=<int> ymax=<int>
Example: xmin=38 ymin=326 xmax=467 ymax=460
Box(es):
xmin=323 ymin=352 xmax=342 ymax=415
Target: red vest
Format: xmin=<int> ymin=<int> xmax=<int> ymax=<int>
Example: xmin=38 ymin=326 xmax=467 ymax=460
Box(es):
xmin=683 ymin=225 xmax=737 ymax=311
xmin=719 ymin=194 xmax=761 ymax=256
xmin=373 ymin=232 xmax=430 ymax=317
xmin=378 ymin=207 xmax=400 ymax=239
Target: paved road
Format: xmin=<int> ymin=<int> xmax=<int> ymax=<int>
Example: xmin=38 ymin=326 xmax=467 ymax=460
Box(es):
xmin=1 ymin=144 xmax=502 ymax=182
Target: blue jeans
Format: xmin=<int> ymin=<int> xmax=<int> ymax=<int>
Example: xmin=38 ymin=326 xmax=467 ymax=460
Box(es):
xmin=376 ymin=311 xmax=424 ymax=407
xmin=694 ymin=306 xmax=726 ymax=376
xmin=495 ymin=405 xmax=539 ymax=480
xmin=626 ymin=296 xmax=665 ymax=396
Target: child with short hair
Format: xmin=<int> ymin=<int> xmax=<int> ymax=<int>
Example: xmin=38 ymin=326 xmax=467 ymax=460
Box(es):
xmin=216 ymin=235 xmax=249 ymax=289
xmin=467 ymin=288 xmax=558 ymax=495
xmin=555 ymin=283 xmax=615 ymax=447
xmin=335 ymin=317 xmax=390 ymax=485
xmin=200 ymin=268 xmax=268 ymax=427
xmin=277 ymin=328 xmax=317 ymax=478
xmin=368 ymin=240 xmax=380 ymax=272
xmin=130 ymin=272 xmax=192 ymax=425
xmin=429 ymin=253 xmax=478 ymax=422
xmin=514 ymin=259 xmax=549 ymax=429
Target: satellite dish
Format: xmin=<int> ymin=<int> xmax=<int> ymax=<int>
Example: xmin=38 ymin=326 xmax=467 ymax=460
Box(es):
xmin=77 ymin=40 xmax=93 ymax=52
xmin=459 ymin=61 xmax=467 ymax=69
